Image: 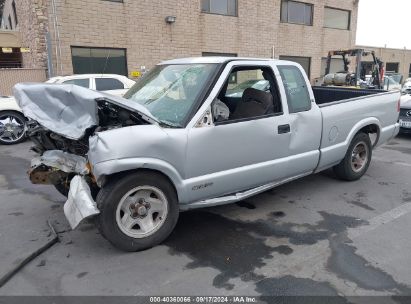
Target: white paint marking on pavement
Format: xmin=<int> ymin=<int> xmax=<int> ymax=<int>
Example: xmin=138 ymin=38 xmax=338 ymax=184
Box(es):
xmin=349 ymin=203 xmax=411 ymax=240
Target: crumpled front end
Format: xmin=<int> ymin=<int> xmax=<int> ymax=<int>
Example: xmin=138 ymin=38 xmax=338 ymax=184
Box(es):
xmin=29 ymin=150 xmax=100 ymax=229
xmin=13 ymin=83 xmax=160 ymax=230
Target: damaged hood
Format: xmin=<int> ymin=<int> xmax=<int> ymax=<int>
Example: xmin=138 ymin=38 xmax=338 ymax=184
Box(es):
xmin=13 ymin=83 xmax=159 ymax=140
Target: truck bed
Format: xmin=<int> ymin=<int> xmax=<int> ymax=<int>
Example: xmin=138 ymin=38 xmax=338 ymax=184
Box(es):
xmin=313 ymin=86 xmax=400 ymax=172
xmin=312 ymin=86 xmax=387 ymax=105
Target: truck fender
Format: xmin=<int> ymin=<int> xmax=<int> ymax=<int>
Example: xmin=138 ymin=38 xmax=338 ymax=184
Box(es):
xmin=316 ymin=117 xmax=381 ymax=173
xmin=92 ymin=158 xmax=187 ymax=203
xmin=345 ymin=117 xmax=381 ymax=148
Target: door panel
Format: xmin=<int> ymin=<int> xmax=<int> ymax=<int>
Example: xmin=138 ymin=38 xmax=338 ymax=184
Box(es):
xmin=185 ymin=115 xmax=291 ymax=202
xmin=275 ymin=64 xmax=322 ymax=176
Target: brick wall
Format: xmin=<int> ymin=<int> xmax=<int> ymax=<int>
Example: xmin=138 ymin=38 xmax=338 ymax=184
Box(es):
xmin=357 ymin=45 xmax=411 ymax=81
xmin=2 ymin=0 xmax=49 ymax=69
xmin=7 ymin=0 xmax=360 ymax=81
xmin=0 ymin=68 xmax=47 ymax=95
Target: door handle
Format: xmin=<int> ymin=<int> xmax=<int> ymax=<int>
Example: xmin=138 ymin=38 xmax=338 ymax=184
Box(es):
xmin=278 ymin=124 xmax=290 ymax=134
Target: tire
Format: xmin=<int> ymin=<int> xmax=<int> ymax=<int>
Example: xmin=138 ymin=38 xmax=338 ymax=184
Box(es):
xmin=0 ymin=111 xmax=26 ymax=145
xmin=96 ymin=171 xmax=179 ymax=252
xmin=333 ymin=132 xmax=372 ymax=181
xmin=54 ymin=183 xmax=69 ymax=197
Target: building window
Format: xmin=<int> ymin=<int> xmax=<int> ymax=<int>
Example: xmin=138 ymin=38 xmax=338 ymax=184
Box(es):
xmin=202 ymin=52 xmax=237 ymax=57
xmin=279 ymin=55 xmax=311 ymax=78
xmin=201 ymin=0 xmax=237 ymax=16
xmin=8 ymin=15 xmax=12 ymax=30
xmin=281 ymin=0 xmax=313 ymax=26
xmin=12 ymin=1 xmax=18 ymax=25
xmin=386 ymin=62 xmax=399 ymax=73
xmin=71 ymin=47 xmax=128 ymax=76
xmin=0 ymin=48 xmax=22 ymax=68
xmin=324 ymin=7 xmax=350 ymax=30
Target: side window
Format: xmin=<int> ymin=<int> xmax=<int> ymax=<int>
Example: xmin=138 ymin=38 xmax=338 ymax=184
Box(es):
xmin=213 ymin=66 xmax=282 ymax=123
xmin=62 ymin=78 xmax=90 ymax=88
xmin=95 ymin=78 xmax=125 ymax=91
xmin=277 ymin=65 xmax=311 ymax=113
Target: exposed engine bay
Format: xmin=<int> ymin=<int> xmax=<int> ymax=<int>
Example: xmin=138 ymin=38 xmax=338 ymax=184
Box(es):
xmin=26 ymin=99 xmax=149 ymax=156
xmin=25 ymin=98 xmax=152 ymax=198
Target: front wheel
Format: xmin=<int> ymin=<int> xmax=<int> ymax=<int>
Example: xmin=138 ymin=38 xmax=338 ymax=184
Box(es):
xmin=333 ymin=132 xmax=372 ymax=181
xmin=96 ymin=171 xmax=179 ymax=252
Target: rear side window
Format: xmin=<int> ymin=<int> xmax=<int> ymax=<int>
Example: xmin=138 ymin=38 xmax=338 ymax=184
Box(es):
xmin=277 ymin=65 xmax=311 ymax=113
xmin=95 ymin=78 xmax=125 ymax=91
xmin=62 ymin=78 xmax=90 ymax=88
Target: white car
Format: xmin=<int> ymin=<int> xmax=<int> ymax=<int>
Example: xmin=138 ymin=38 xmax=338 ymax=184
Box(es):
xmin=0 ymin=95 xmax=27 ymax=145
xmin=0 ymin=74 xmax=136 ymax=145
xmin=402 ymin=78 xmax=411 ymax=94
xmin=46 ymin=74 xmax=136 ymax=97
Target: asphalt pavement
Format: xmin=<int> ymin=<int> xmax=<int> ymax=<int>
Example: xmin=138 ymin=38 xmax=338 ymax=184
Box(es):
xmin=0 ymin=135 xmax=411 ymax=299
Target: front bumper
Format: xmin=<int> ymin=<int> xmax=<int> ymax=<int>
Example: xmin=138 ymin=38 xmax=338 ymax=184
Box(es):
xmin=63 ymin=175 xmax=100 ymax=229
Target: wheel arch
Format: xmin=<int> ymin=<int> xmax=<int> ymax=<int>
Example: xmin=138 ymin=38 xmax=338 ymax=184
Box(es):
xmin=346 ymin=118 xmax=381 ymax=148
xmin=93 ymin=158 xmax=186 ymax=203
xmin=358 ymin=123 xmax=380 ymax=148
xmin=0 ymin=109 xmax=27 ymax=120
xmin=104 ymin=168 xmax=179 ymax=199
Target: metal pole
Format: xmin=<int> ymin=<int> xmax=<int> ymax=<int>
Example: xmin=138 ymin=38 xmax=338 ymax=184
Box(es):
xmin=45 ymin=32 xmax=54 ymax=78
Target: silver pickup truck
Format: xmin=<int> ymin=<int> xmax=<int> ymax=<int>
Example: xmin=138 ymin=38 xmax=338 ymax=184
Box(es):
xmin=14 ymin=57 xmax=400 ymax=252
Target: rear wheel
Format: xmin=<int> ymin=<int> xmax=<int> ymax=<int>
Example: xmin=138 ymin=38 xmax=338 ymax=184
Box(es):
xmin=333 ymin=132 xmax=372 ymax=181
xmin=96 ymin=171 xmax=179 ymax=252
xmin=0 ymin=111 xmax=26 ymax=145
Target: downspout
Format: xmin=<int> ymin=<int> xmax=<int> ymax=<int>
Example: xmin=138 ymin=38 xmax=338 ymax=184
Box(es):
xmin=51 ymin=0 xmax=63 ymax=75
xmin=45 ymin=32 xmax=54 ymax=77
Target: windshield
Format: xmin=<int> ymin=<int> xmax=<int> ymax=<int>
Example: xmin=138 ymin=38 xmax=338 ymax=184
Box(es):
xmin=124 ymin=64 xmax=218 ymax=127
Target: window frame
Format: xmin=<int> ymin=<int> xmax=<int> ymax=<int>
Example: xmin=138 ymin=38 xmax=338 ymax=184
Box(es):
xmin=280 ymin=0 xmax=313 ymax=26
xmin=323 ymin=6 xmax=351 ymax=30
xmin=200 ymin=0 xmax=238 ymax=17
xmin=277 ymin=65 xmax=312 ymax=114
xmin=214 ymin=65 xmax=284 ymax=126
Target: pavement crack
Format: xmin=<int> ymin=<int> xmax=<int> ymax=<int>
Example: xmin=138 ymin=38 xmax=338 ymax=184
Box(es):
xmin=0 ymin=221 xmax=60 ymax=289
